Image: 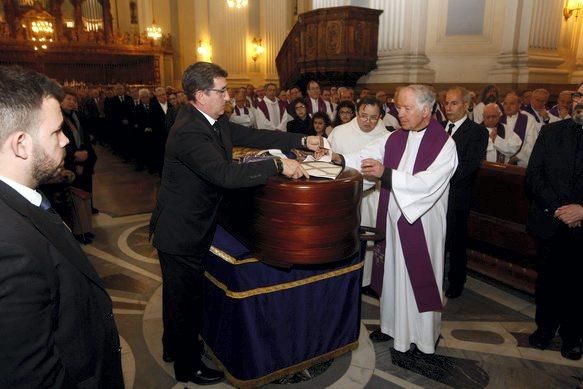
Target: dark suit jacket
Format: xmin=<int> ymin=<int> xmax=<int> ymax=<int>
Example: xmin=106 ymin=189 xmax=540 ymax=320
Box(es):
xmin=104 ymin=95 xmax=134 ymax=126
xmin=448 ymin=117 xmax=488 ymax=212
xmin=150 ymin=104 xmax=304 ymax=256
xmin=526 ymin=119 xmax=583 ymax=239
xmin=0 ymin=181 xmax=123 ymax=388
xmin=62 ymin=110 xmax=97 ymax=173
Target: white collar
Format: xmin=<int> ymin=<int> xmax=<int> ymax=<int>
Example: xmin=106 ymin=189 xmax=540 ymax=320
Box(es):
xmin=194 ymin=105 xmax=216 ymax=126
xmin=0 ymin=175 xmax=42 ymax=206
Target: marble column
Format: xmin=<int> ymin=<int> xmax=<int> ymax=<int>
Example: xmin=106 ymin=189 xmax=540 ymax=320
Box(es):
xmin=260 ymin=0 xmax=289 ymax=83
xmin=209 ymin=0 xmax=248 ymax=81
xmin=360 ymin=0 xmax=435 ymax=84
xmin=490 ymin=0 xmax=567 ymax=84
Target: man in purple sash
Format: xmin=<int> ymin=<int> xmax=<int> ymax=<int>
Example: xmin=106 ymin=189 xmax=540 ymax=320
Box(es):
xmin=331 ymin=85 xmax=458 ymax=354
xmin=255 ymin=83 xmax=291 ymax=131
xmin=500 ymin=92 xmax=539 ymax=167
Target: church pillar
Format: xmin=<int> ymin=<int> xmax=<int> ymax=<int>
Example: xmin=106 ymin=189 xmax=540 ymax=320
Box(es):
xmin=98 ymin=0 xmax=114 ymax=43
xmin=260 ymin=0 xmax=289 ymax=83
xmin=51 ymin=0 xmax=65 ymax=41
xmin=4 ymin=0 xmax=18 ymax=39
xmin=490 ymin=0 xmax=567 ymax=84
xmin=71 ymin=0 xmax=85 ymax=42
xmin=359 ymin=0 xmax=434 ymax=84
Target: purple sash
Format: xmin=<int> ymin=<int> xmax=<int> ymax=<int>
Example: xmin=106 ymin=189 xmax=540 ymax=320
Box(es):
xmin=549 ymin=104 xmax=570 ymax=118
xmin=256 ymin=99 xmax=286 ymax=121
xmin=371 ymin=119 xmax=448 ymax=312
xmin=500 ymin=112 xmax=528 ymax=141
xmin=307 ymin=97 xmax=328 ymax=115
xmin=522 ymin=104 xmax=541 ymax=123
xmin=234 ymin=106 xmax=249 ymax=116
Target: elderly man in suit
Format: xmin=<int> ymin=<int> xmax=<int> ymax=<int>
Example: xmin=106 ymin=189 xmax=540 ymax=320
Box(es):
xmin=0 ymin=66 xmax=124 ymax=387
xmin=525 ymin=90 xmax=583 ymax=361
xmin=443 ymin=86 xmax=488 ymax=299
xmin=150 ymin=61 xmax=322 ymax=385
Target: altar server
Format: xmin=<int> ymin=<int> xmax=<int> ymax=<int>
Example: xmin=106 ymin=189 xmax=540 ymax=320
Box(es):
xmin=331 ymin=85 xmax=458 ymax=354
xmin=328 ymin=96 xmax=388 ymax=288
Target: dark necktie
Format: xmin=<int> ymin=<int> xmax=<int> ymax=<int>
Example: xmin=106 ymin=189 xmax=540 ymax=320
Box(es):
xmin=447 ymin=123 xmax=455 ymax=135
xmin=39 ymin=192 xmax=56 ymax=214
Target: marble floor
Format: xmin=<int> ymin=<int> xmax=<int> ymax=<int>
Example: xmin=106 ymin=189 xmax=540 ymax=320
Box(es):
xmin=87 ymin=146 xmax=583 ymax=388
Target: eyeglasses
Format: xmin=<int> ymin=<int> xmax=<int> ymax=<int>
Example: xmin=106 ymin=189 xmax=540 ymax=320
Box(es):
xmin=572 ymin=92 xmax=583 ymax=100
xmin=339 ymin=110 xmax=353 ymax=115
xmin=295 ymin=105 xmax=306 ymax=109
xmin=358 ymin=113 xmax=379 ymax=122
xmin=206 ymin=87 xmax=228 ymax=95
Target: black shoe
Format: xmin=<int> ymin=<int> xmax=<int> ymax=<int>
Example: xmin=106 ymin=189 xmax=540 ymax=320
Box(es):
xmin=445 ymin=285 xmax=464 ymax=299
xmin=369 ymin=328 xmax=392 ymax=343
xmin=560 ymin=341 xmax=582 ymax=360
xmin=91 ymin=207 xmax=100 ymax=215
xmin=85 ymin=232 xmax=95 ymax=239
xmin=528 ymin=330 xmax=553 ymax=350
xmin=176 ymin=364 xmax=224 ymax=385
xmin=74 ymin=234 xmax=90 ymax=245
xmin=162 ymin=351 xmax=174 ymax=363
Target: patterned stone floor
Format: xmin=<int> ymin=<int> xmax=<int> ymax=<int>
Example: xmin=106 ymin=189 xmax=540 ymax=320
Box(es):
xmin=87 ymin=147 xmax=583 ymax=388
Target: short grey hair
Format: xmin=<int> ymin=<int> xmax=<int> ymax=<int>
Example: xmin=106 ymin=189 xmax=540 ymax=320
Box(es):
xmin=138 ymin=88 xmax=150 ymax=97
xmin=404 ymin=84 xmax=436 ymax=112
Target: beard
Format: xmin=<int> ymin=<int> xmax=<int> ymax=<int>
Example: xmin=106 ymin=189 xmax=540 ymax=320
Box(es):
xmin=31 ymin=142 xmax=65 ymax=186
xmin=484 ymin=95 xmax=498 ymax=104
xmin=572 ymin=104 xmax=583 ymax=125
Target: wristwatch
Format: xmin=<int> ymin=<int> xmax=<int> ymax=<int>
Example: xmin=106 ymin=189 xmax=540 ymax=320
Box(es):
xmin=275 ymin=158 xmax=284 ymax=174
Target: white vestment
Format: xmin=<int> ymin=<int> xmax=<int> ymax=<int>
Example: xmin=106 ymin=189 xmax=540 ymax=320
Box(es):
xmin=328 ymin=117 xmax=388 ymax=286
xmin=255 ymin=98 xmax=291 ymax=131
xmin=344 ymin=129 xmax=458 ymax=353
xmin=507 ymin=112 xmax=539 ymax=167
xmin=472 ymin=102 xmax=485 ymax=124
xmin=229 ymin=106 xmax=257 ymax=128
xmin=485 ymin=126 xmax=522 ymax=163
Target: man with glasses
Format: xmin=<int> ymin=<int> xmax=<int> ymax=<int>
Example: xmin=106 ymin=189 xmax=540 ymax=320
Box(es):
xmin=329 ymin=85 xmax=458 ymax=354
xmin=549 ymin=90 xmax=574 ymax=121
xmin=328 ymin=97 xmax=389 ymax=291
xmin=525 ymin=83 xmax=583 ymax=361
xmin=149 ymin=62 xmax=322 ymax=385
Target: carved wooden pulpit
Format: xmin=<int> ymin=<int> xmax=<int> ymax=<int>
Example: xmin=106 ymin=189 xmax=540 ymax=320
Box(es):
xmin=276 ymin=6 xmax=383 ymax=89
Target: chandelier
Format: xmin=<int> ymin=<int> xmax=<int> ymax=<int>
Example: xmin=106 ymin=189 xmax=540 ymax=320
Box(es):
xmin=146 ymin=20 xmax=162 ymax=40
xmin=30 ymin=20 xmax=53 ymax=51
xmin=227 ymin=0 xmax=248 ymax=9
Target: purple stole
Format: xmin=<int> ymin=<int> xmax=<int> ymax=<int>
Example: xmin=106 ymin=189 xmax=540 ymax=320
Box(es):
xmin=500 ymin=113 xmax=528 ymax=141
xmin=371 ymin=119 xmax=448 ymax=312
xmin=234 ymin=106 xmax=249 ymax=116
xmin=256 ymin=99 xmax=286 ymax=121
xmin=307 ymin=97 xmax=328 ymax=115
xmin=549 ymin=104 xmax=570 ymax=118
xmin=434 ymin=105 xmax=446 ymax=125
xmin=522 ymin=104 xmax=542 ymax=123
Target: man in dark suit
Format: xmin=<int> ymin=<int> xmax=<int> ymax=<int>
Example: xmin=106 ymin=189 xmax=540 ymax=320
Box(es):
xmin=150 ymin=62 xmax=321 ymax=385
xmin=150 ymin=87 xmax=174 ymax=173
xmin=525 ymin=95 xmax=583 ymax=361
xmin=0 ymin=66 xmax=124 ymax=388
xmin=104 ymin=83 xmax=134 ymax=159
xmin=443 ymin=86 xmax=488 ymax=298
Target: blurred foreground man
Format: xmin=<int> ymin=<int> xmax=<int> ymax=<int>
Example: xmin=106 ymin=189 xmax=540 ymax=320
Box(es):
xmin=525 ymin=91 xmax=583 ymax=361
xmin=150 ymin=62 xmax=321 ymax=385
xmin=0 ymin=66 xmax=123 ymax=388
xmin=331 ymin=85 xmax=458 ymax=354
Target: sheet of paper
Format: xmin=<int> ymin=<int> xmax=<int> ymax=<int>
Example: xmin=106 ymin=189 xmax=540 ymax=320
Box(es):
xmin=302 ymin=161 xmax=343 ymax=179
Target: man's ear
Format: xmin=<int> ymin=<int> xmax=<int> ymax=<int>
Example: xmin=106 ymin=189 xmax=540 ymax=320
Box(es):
xmin=8 ymin=131 xmax=31 ymax=160
xmin=194 ymin=90 xmax=206 ymax=104
xmin=422 ymin=105 xmax=431 ymax=119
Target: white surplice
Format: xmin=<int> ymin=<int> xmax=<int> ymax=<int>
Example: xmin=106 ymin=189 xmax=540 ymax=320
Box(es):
xmin=328 ymin=118 xmax=388 ymax=286
xmin=507 ymin=112 xmax=539 ymax=167
xmin=485 ymin=126 xmax=522 ymax=163
xmin=344 ymin=129 xmax=458 ymax=353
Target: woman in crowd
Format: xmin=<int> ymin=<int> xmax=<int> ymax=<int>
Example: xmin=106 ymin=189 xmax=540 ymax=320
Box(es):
xmin=332 ymin=100 xmax=356 ymax=127
xmin=287 ymin=97 xmax=312 ymax=135
xmin=311 ymin=111 xmax=333 ymax=137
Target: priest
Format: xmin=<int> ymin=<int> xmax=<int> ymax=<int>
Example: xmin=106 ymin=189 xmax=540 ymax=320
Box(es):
xmin=329 ymin=85 xmax=458 ymax=354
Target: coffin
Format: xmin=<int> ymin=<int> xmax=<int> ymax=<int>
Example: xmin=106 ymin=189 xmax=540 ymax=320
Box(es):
xmin=218 ymin=167 xmax=362 ymax=267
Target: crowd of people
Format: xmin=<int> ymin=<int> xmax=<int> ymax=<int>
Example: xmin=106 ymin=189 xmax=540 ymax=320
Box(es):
xmin=0 ymin=61 xmax=581 ymax=389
